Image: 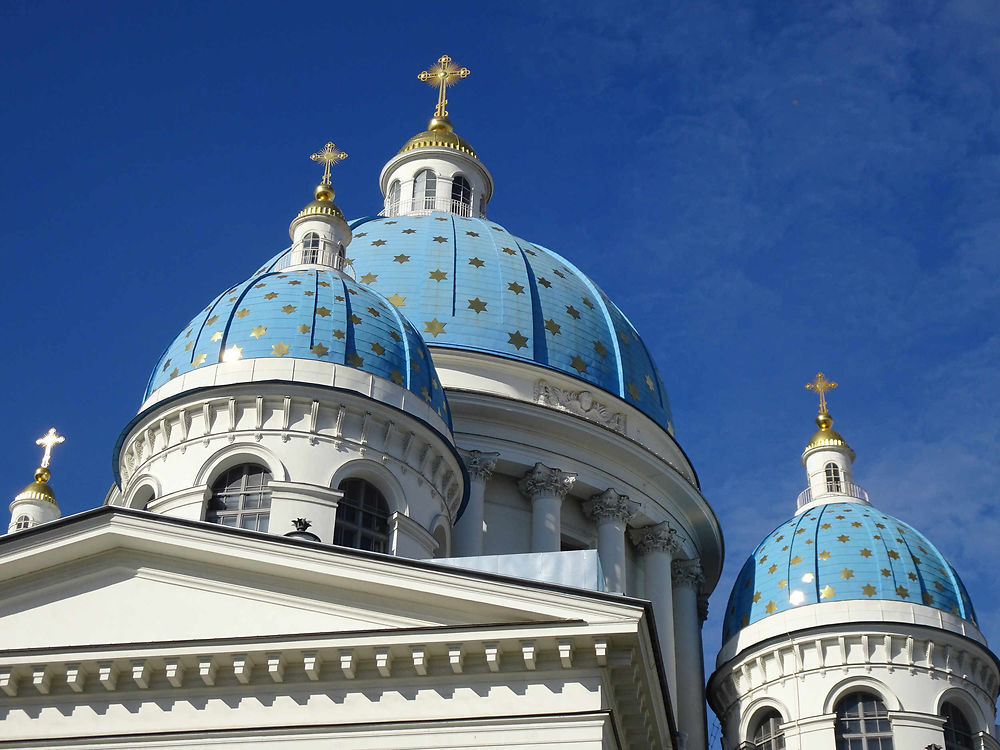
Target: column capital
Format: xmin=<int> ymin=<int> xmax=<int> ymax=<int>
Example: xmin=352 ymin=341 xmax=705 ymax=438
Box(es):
xmin=671 ymin=557 xmax=704 ymax=589
xmin=518 ymin=462 xmax=576 ymax=501
xmin=629 ymin=521 xmax=684 ymax=556
xmin=459 ymin=449 xmax=500 ymax=481
xmin=583 ymin=488 xmax=639 ymax=525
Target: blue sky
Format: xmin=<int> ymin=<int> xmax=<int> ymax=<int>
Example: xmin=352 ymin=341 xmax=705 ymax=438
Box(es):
xmin=2 ymin=0 xmax=998 ymax=727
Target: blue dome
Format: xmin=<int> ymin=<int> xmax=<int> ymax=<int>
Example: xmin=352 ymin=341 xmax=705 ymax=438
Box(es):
xmin=145 ymin=268 xmax=450 ymax=423
xmin=722 ymin=502 xmax=977 ymax=643
xmin=332 ymin=212 xmax=673 ymax=432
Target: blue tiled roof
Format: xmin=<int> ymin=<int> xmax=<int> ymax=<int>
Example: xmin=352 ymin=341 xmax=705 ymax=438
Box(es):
xmin=145 ymin=268 xmax=450 ymax=424
xmin=334 ymin=212 xmax=673 ymax=432
xmin=722 ymin=502 xmax=977 ymax=643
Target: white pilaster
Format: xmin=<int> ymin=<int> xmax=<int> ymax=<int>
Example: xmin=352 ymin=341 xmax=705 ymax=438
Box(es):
xmin=453 ymin=450 xmax=499 ymax=557
xmin=584 ymin=489 xmax=638 ymax=593
xmin=672 ymin=557 xmax=708 ymax=750
xmin=518 ymin=462 xmax=576 ymax=553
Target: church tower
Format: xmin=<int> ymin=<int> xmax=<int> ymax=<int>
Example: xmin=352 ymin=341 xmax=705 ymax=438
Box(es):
xmin=709 ymin=375 xmax=999 ymax=750
xmin=7 ymin=428 xmax=64 ymax=533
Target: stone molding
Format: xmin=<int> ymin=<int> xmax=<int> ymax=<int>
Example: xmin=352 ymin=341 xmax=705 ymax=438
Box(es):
xmin=698 ymin=594 xmax=710 ymax=624
xmin=517 ymin=462 xmax=577 ymax=501
xmin=534 ymin=379 xmax=627 ymax=434
xmin=629 ymin=521 xmax=684 ymax=556
xmin=583 ymin=489 xmax=639 ymax=525
xmin=671 ymin=558 xmax=705 ymax=589
xmin=458 ymin=449 xmax=500 ymax=481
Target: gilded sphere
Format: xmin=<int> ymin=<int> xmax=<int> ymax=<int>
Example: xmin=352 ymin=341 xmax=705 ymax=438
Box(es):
xmin=34 ymin=467 xmax=51 ymax=482
xmin=427 ymin=116 xmax=454 ymax=133
xmin=314 ymin=184 xmax=335 ymax=202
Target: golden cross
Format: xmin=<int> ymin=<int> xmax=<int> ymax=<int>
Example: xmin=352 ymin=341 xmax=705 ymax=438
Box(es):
xmin=418 ymin=54 xmax=470 ymax=119
xmin=36 ymin=427 xmax=65 ymax=469
xmin=309 ymin=142 xmax=348 ymax=186
xmin=805 ymin=372 xmax=838 ymax=414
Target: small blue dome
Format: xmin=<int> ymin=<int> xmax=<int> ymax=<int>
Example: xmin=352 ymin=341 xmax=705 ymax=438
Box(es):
xmin=722 ymin=502 xmax=977 ymax=643
xmin=145 ymin=268 xmax=450 ymax=423
xmin=333 ymin=212 xmax=673 ymax=432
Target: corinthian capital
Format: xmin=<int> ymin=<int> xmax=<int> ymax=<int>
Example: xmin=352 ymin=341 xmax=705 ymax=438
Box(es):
xmin=629 ymin=521 xmax=684 ymax=556
xmin=583 ymin=489 xmax=639 ymax=525
xmin=671 ymin=558 xmax=704 ymax=589
xmin=459 ymin=449 xmax=500 ymax=481
xmin=518 ymin=462 xmax=576 ymax=500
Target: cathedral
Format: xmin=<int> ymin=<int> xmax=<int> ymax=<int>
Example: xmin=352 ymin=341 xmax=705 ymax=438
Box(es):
xmin=2 ymin=56 xmax=997 ymax=750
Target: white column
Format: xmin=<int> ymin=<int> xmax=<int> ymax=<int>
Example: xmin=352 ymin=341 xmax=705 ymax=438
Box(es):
xmin=518 ymin=462 xmax=576 ymax=553
xmin=630 ymin=522 xmax=683 ymax=712
xmin=672 ymin=557 xmax=708 ymax=750
xmin=453 ymin=449 xmax=499 ymax=557
xmin=583 ymin=489 xmax=638 ymax=593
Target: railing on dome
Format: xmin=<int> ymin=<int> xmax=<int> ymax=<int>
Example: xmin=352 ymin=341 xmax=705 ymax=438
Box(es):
xmin=379 ymin=195 xmax=484 ymax=219
xmin=264 ymin=241 xmax=355 ymax=279
xmin=796 ymin=481 xmax=869 ymax=509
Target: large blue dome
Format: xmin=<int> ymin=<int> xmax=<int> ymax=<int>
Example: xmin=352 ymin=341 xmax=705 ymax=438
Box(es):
xmin=722 ymin=502 xmax=977 ymax=644
xmin=145 ymin=267 xmax=450 ymax=423
xmin=333 ymin=212 xmax=673 ymax=432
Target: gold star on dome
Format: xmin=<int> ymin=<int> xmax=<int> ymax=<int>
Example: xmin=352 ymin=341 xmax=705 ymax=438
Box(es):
xmin=859 ymin=548 xmax=873 ymax=558
xmin=777 ymin=579 xmax=787 ymax=589
xmin=393 ymin=254 xmax=410 ymax=263
xmin=235 ymin=308 xmax=250 ymax=319
xmin=796 ymin=528 xmax=806 ymax=534
xmin=424 ymin=318 xmax=447 ymax=337
xmin=254 ymin=283 xmax=266 ymax=289
xmin=553 ymin=269 xmax=565 ymax=278
xmin=593 ymin=340 xmax=607 ymax=357
xmin=371 ymin=342 xmax=385 ymax=356
xmin=349 ymin=314 xmax=363 ymax=325
xmin=820 ymin=523 xmax=831 ymax=529
xmin=162 ymin=358 xmax=172 ymax=372
xmin=852 ymin=521 xmax=862 ymax=528
xmin=875 ymin=522 xmax=886 ymax=529
xmin=432 ymin=236 xmax=448 ymax=243
xmin=347 ymin=353 xmax=364 ymax=367
xmin=565 ymin=305 xmax=581 ymax=320
xmin=281 ymin=305 xmax=296 ymax=314
xmin=288 ymin=280 xmax=301 ymax=286
xmin=360 ymin=273 xmax=378 ymax=284
xmin=861 ymin=583 xmax=877 ymax=597
xmin=896 ymin=585 xmax=910 ymax=599
xmin=434 ymin=216 xmax=448 ymax=221
xmin=467 ymin=297 xmax=487 ymax=314
xmin=390 ymin=369 xmax=404 ymax=385
xmin=768 ymin=564 xmax=778 ymax=574
xmin=222 ymin=345 xmax=242 ymax=362
xmin=421 ymin=386 xmax=432 ymax=403
xmin=184 ymin=341 xmax=194 ymax=352
xmin=923 ymin=591 xmax=934 ymax=605
xmin=759 ymin=555 xmax=768 ymax=565
xmin=820 ymin=585 xmax=835 ymax=600
xmin=205 ymin=315 xmax=219 ymax=325
xmin=318 ymin=281 xmax=330 ymax=287
xmin=311 ymin=343 xmax=329 ymax=358
xmin=741 ymin=615 xmax=749 ymax=627
xmin=544 ymin=318 xmax=561 ymax=335
xmin=765 ymin=600 xmax=777 ymax=614
xmin=210 ymin=331 xmax=223 ymax=342
xmin=272 ymin=342 xmax=290 ymax=357
xmin=389 ymin=331 xmax=401 ymax=342
xmin=192 ymin=353 xmax=207 ymax=367
xmin=508 ymin=330 xmax=529 ymax=350
xmin=264 ymin=292 xmax=278 ymax=300
xmin=841 ymin=568 xmax=855 ymax=580
xmin=881 ymin=568 xmax=892 ymax=577
xmin=627 ymin=383 xmax=640 ymax=400
xmin=887 ymin=550 xmax=900 ymax=560
xmin=169 ymin=367 xmax=179 ymax=379
xmin=297 ymin=324 xmax=311 ymax=334
xmin=570 ymin=355 xmax=587 ymax=374
xmin=790 ymin=555 xmax=802 ymax=566
xmin=429 ymin=269 xmax=448 ymax=281
xmin=250 ymin=326 xmax=267 ymax=339
xmin=537 ymin=277 xmax=552 ymax=288
xmin=934 ymin=581 xmax=944 ymax=592
xmin=908 ymin=571 xmax=918 ymax=581
xmin=645 ymin=374 xmax=655 ymax=391
xmin=837 ymin=534 xmax=850 ymax=543
xmin=371 ymin=239 xmax=387 ymax=247
xmin=387 ymin=293 xmax=406 ymax=307
xmin=355 ymin=232 xmax=367 ymax=238
xmin=468 ymin=257 xmax=484 ymax=268
xmin=502 ymin=247 xmax=516 ymax=255
xmin=310 ymin=141 xmax=348 ymax=185
xmin=333 ymin=329 xmax=345 ymax=340
xmin=401 ymin=228 xmax=415 ymax=234
xmin=582 ymin=296 xmax=594 ymax=309
xmin=508 ymin=281 xmax=524 ymax=295
xmin=316 ymin=306 xmax=332 ymax=318
xmin=466 ymin=231 xmax=479 ymax=237
xmin=752 ymin=591 xmax=762 ymax=603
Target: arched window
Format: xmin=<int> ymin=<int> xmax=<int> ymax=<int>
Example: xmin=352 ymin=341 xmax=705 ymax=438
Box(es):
xmin=942 ymin=702 xmax=974 ymax=750
xmin=302 ymin=232 xmax=321 ymax=264
xmin=14 ymin=515 xmax=31 ymax=530
xmin=334 ymin=478 xmax=391 ymax=553
xmin=451 ymin=175 xmax=472 ymax=214
xmin=206 ymin=464 xmax=272 ymax=532
xmin=413 ymin=169 xmax=436 ymax=211
xmin=834 ymin=692 xmax=893 ymax=750
xmin=751 ymin=710 xmax=785 ymax=750
xmin=387 ymin=180 xmax=401 ymax=215
xmin=825 ymin=462 xmax=843 ymax=493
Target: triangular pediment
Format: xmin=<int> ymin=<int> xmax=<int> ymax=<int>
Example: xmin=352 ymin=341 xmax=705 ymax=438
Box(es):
xmin=0 ymin=508 xmax=641 ymax=650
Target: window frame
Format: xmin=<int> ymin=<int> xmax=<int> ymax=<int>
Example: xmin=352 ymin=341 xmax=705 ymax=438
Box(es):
xmin=451 ymin=174 xmax=472 ymax=212
xmin=942 ymin=701 xmax=975 ymax=750
xmin=301 ymin=231 xmax=321 ymax=264
xmin=334 ymin=478 xmax=391 ymax=553
xmin=825 ymin=462 xmax=843 ymax=493
xmin=14 ymin=514 xmax=31 ymax=530
xmin=834 ymin=691 xmax=894 ymax=750
xmin=413 ymin=169 xmax=437 ymax=210
xmin=387 ymin=179 xmax=401 ymax=215
xmin=751 ymin=709 xmax=785 ymax=750
xmin=205 ymin=464 xmax=273 ymax=533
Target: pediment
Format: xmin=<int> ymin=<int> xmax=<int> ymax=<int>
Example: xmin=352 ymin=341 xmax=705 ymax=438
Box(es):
xmin=0 ymin=508 xmax=639 ymax=650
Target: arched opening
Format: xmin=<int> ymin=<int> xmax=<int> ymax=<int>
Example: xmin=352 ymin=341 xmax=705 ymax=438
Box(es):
xmin=334 ymin=478 xmax=391 ymax=553
xmin=302 ymin=231 xmax=321 ymax=264
xmin=432 ymin=525 xmax=448 ymax=558
xmin=131 ymin=485 xmax=155 ymax=510
xmin=206 ymin=464 xmax=272 ymax=532
xmin=825 ymin=462 xmax=843 ymax=493
xmin=387 ymin=180 xmax=401 ymax=215
xmin=413 ymin=169 xmax=436 ymax=211
xmin=942 ymin=701 xmax=975 ymax=750
xmin=451 ymin=175 xmax=472 ymax=215
xmin=834 ymin=692 xmax=893 ymax=749
xmin=14 ymin=515 xmax=31 ymax=531
xmin=750 ymin=709 xmax=785 ymax=750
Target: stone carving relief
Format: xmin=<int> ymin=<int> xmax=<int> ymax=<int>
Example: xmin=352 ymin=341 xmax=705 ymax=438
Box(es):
xmin=534 ymin=380 xmax=626 ymax=433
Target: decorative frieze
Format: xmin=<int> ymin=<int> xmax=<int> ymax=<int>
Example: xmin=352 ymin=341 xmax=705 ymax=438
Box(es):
xmin=535 ymin=379 xmax=626 ymax=433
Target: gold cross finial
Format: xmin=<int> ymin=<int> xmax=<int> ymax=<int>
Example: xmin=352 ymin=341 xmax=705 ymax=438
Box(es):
xmin=36 ymin=427 xmax=65 ymax=469
xmin=418 ymin=55 xmax=470 ymax=119
xmin=805 ymin=372 xmax=838 ymax=415
xmin=309 ymin=142 xmax=348 ymax=186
